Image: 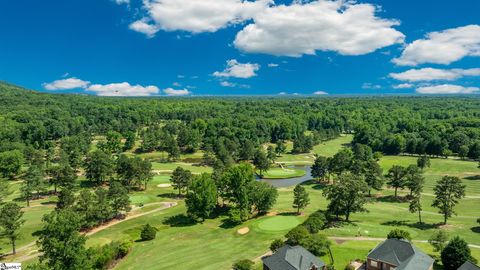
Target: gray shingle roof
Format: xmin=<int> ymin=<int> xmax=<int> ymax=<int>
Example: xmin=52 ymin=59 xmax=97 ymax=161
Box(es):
xmin=367 ymin=239 xmax=434 ymax=270
xmin=262 ymin=245 xmax=326 ymax=270
xmin=458 ymin=261 xmax=480 ymax=270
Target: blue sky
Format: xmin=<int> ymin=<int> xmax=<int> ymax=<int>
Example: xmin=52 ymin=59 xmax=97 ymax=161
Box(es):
xmin=0 ymin=0 xmax=479 ymax=96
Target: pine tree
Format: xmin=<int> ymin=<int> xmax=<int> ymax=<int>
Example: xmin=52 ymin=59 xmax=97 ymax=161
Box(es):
xmin=293 ymin=184 xmax=310 ymax=214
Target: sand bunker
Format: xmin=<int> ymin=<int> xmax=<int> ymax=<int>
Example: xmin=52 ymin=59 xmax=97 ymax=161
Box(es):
xmin=157 ymin=183 xmax=172 ymax=188
xmin=237 ymin=227 xmax=250 ymax=235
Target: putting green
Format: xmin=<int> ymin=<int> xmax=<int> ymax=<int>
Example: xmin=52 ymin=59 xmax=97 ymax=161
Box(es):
xmin=261 ymin=168 xmax=305 ymax=179
xmin=256 ymin=216 xmax=301 ymax=233
xmin=129 ymin=194 xmax=151 ymax=205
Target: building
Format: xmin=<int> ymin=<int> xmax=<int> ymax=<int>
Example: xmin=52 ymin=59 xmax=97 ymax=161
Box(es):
xmin=262 ymin=245 xmax=327 ymax=270
xmin=458 ymin=261 xmax=480 ymax=270
xmin=366 ymin=238 xmax=434 ymax=270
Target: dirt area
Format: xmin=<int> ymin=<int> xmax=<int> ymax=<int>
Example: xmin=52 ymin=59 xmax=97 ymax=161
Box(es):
xmin=237 ymin=227 xmax=250 ymax=235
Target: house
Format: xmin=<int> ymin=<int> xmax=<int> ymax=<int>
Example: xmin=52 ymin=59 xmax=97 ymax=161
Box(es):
xmin=262 ymin=245 xmax=327 ymax=270
xmin=458 ymin=261 xmax=480 ymax=270
xmin=366 ymin=238 xmax=434 ymax=270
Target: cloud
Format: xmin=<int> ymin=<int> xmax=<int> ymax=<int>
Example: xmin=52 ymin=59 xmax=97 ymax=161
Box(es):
xmin=86 ymin=82 xmax=160 ymax=96
xmin=213 ymin=59 xmax=260 ymax=78
xmin=278 ymin=91 xmax=287 ymax=95
xmin=313 ymin=91 xmax=328 ymax=95
xmin=362 ymin=83 xmax=382 ymax=90
xmin=393 ymin=25 xmax=480 ymax=66
xmin=390 ymin=68 xmax=480 ymax=82
xmin=268 ymin=63 xmax=279 ymax=68
xmin=129 ymin=19 xmax=159 ymax=37
xmin=163 ymin=88 xmax=192 ymax=96
xmin=416 ymin=84 xmax=479 ymax=94
xmin=392 ymin=83 xmax=414 ymax=89
xmin=234 ymin=0 xmax=404 ymax=57
xmin=43 ymin=78 xmax=91 ymax=90
xmin=220 ymin=81 xmax=236 ymax=87
xmin=131 ymin=0 xmax=271 ymax=35
xmin=172 ymin=82 xmax=182 ymax=87
xmin=114 ymin=0 xmax=129 ymax=4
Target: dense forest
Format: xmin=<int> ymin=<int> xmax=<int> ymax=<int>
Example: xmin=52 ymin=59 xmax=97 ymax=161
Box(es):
xmin=1 ymin=82 xmax=480 ymax=165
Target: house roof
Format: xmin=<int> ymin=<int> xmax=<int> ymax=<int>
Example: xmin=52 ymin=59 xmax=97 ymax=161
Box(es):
xmin=367 ymin=239 xmax=434 ymax=270
xmin=262 ymin=245 xmax=326 ymax=270
xmin=458 ymin=261 xmax=480 ymax=270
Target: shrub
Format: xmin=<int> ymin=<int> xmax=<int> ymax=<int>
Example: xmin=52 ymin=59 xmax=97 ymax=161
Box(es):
xmin=140 ymin=224 xmax=157 ymax=241
xmin=270 ymin=239 xmax=284 ymax=252
xmin=303 ymin=211 xmax=326 ymax=233
xmin=387 ymin=229 xmax=411 ymax=241
xmin=285 ymin=225 xmax=309 ymax=246
xmin=232 ymin=259 xmax=254 ymax=270
xmin=90 ymin=240 xmax=132 ymax=270
xmin=227 ymin=208 xmax=249 ymax=225
xmin=345 ymin=264 xmax=355 ymax=270
xmin=299 ymin=234 xmax=330 ymax=256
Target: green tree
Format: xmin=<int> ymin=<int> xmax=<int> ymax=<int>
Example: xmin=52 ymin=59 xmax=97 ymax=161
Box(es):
xmin=185 ymin=174 xmax=217 ymax=221
xmin=409 ymin=193 xmax=423 ymax=224
xmin=0 ymin=150 xmax=24 ymax=179
xmin=37 ymin=209 xmax=92 ymax=270
xmin=300 ymin=234 xmax=331 ymax=256
xmin=253 ymin=148 xmax=270 ymax=177
xmin=84 ymin=150 xmax=114 ymax=186
xmin=48 ymin=162 xmax=77 ymax=193
xmin=364 ymin=159 xmax=384 ymax=196
xmin=140 ymin=224 xmax=157 ymax=241
xmin=275 ymin=140 xmax=287 ymax=156
xmin=0 ymin=202 xmax=24 ymax=254
xmin=21 ymin=165 xmax=47 ymax=206
xmin=329 ymin=149 xmax=353 ymax=175
xmin=417 ymin=155 xmax=431 ymax=170
xmin=108 ymin=181 xmax=131 ymax=217
xmin=441 ymin=236 xmax=477 ymax=270
xmin=311 ymin=155 xmax=329 ymax=182
xmin=428 ymin=230 xmax=449 ymax=252
xmin=0 ymin=177 xmax=12 ymax=204
xmin=292 ymin=184 xmax=310 ymax=214
xmin=267 ymin=145 xmax=276 ymax=164
xmin=232 ymin=259 xmax=254 ymax=270
xmin=123 ymin=131 xmax=136 ymax=151
xmin=323 ymin=173 xmax=368 ymax=221
xmin=387 ymin=229 xmax=411 ymax=241
xmin=270 ymin=239 xmax=284 ymax=252
xmin=56 ymin=188 xmax=76 ymax=209
xmin=222 ymin=164 xmax=255 ymax=212
xmin=386 ymin=165 xmax=406 ymax=198
xmin=285 ymin=226 xmax=310 ymax=246
xmin=248 ymin=181 xmax=278 ymax=215
xmin=432 ymin=176 xmax=466 ymax=224
xmin=170 ymin=167 xmax=193 ymax=196
xmin=404 ymin=165 xmax=424 ymax=196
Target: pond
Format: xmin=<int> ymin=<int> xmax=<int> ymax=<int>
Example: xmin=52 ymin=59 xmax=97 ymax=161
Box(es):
xmin=258 ymin=165 xmax=313 ymax=188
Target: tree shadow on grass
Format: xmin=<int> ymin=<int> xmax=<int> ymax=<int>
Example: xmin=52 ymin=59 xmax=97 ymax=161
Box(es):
xmin=157 ymin=193 xmax=183 ymax=199
xmin=300 ymin=180 xmax=327 ymax=190
xmin=471 ymin=226 xmax=480 ymax=233
xmin=163 ymin=214 xmax=197 ymax=227
xmin=464 ymin=175 xmax=480 ymax=180
xmin=381 ymin=220 xmax=441 ymax=230
xmin=278 ymin=212 xmax=300 ymax=216
xmin=376 ymin=195 xmax=409 ymax=203
xmin=219 ymin=218 xmax=240 ymax=229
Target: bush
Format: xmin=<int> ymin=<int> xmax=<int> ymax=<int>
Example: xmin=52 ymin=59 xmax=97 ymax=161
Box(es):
xmin=441 ymin=236 xmax=477 ymax=270
xmin=344 ymin=264 xmax=355 ymax=270
xmin=303 ymin=211 xmax=326 ymax=233
xmin=270 ymin=239 xmax=284 ymax=252
xmin=227 ymin=208 xmax=249 ymax=225
xmin=285 ymin=225 xmax=309 ymax=246
xmin=387 ymin=229 xmax=411 ymax=241
xmin=232 ymin=259 xmax=254 ymax=270
xmin=90 ymin=240 xmax=132 ymax=270
xmin=140 ymin=224 xmax=157 ymax=241
xmin=299 ymin=234 xmax=330 ymax=256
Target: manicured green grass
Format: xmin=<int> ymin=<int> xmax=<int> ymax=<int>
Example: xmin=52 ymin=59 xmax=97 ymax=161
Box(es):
xmin=151 ymin=162 xmax=212 ymax=174
xmin=254 ymin=216 xmax=301 ymax=233
xmin=261 ymin=168 xmax=305 ymax=179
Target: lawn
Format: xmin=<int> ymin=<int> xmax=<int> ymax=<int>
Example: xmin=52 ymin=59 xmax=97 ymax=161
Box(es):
xmin=260 ymin=167 xmax=305 ymax=179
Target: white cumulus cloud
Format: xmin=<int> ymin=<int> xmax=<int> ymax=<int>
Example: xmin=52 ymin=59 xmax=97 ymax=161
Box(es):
xmin=43 ymin=78 xmax=91 ymax=90
xmin=416 ymin=84 xmax=479 ymax=94
xmin=393 ymin=25 xmax=480 ymax=66
xmin=390 ymin=68 xmax=480 ymax=82
xmin=130 ymin=0 xmax=271 ymax=35
xmin=114 ymin=0 xmax=129 ymax=5
xmin=234 ymin=0 xmax=405 ymax=57
xmin=163 ymin=88 xmax=192 ymax=96
xmin=86 ymin=82 xmax=160 ymax=96
xmin=129 ymin=19 xmax=160 ymax=37
xmin=392 ymin=83 xmax=414 ymax=89
xmin=213 ymin=59 xmax=260 ymax=78
xmin=313 ymin=91 xmax=328 ymax=95
xmin=268 ymin=63 xmax=279 ymax=68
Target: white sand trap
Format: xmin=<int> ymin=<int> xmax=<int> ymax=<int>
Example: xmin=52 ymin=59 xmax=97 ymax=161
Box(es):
xmin=157 ymin=183 xmax=172 ymax=188
xmin=237 ymin=227 xmax=250 ymax=235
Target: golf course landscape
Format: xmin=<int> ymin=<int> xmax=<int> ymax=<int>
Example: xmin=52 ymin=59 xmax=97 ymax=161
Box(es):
xmin=2 ymin=134 xmax=480 ymax=270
